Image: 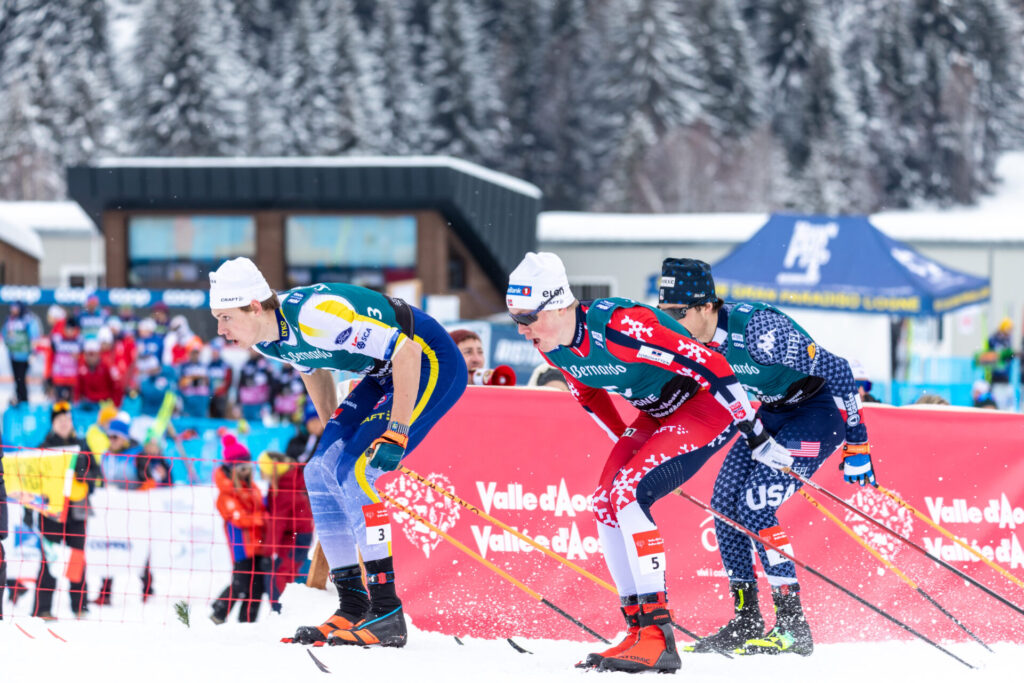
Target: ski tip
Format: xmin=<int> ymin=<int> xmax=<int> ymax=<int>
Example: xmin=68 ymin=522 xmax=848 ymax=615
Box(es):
xmin=453 ymin=636 xmax=464 ymax=645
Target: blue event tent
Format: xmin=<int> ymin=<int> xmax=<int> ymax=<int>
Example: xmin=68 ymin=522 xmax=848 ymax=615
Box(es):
xmin=709 ymin=214 xmax=990 ymax=316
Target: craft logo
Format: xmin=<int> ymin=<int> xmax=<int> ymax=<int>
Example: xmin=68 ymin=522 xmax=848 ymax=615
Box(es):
xmin=776 ymin=220 xmax=839 ymax=286
xmin=506 ymin=284 xmax=532 ymax=296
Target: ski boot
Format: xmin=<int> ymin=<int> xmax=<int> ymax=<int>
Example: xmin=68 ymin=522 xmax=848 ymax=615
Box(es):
xmin=292 ymin=565 xmax=369 ymax=644
xmin=93 ymin=577 xmax=114 ymax=606
xmin=328 ymin=557 xmax=407 ymax=648
xmin=599 ymin=592 xmax=680 ymax=673
xmin=575 ymin=596 xmax=640 ymax=669
xmin=741 ymin=583 xmax=813 ymax=656
xmin=686 ymin=581 xmax=764 ymax=653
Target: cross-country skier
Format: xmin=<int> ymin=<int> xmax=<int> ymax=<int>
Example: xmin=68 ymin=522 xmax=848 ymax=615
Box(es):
xmin=507 ymin=252 xmax=793 ymax=673
xmin=209 ymin=257 xmax=466 ymax=647
xmin=657 ymin=257 xmax=876 ymax=656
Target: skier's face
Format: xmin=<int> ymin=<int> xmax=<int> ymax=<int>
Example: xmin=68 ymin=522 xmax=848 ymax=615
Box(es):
xmin=659 ymin=303 xmax=717 ymax=343
xmin=212 ymin=303 xmax=262 ymax=348
xmin=512 ymin=307 xmax=572 ymax=353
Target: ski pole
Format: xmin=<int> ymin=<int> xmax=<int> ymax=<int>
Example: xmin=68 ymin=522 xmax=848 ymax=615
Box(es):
xmin=877 ymin=484 xmax=1024 ymax=592
xmin=399 ymin=467 xmax=721 ymax=652
xmin=799 ymin=488 xmax=992 ymax=652
xmin=673 ymin=488 xmax=975 ymax=669
xmin=785 ymin=468 xmax=1024 ymax=619
xmin=377 ymin=487 xmax=611 ymax=644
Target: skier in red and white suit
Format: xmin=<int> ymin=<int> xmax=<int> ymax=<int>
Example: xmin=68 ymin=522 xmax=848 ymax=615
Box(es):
xmin=507 ymin=252 xmax=793 ymax=673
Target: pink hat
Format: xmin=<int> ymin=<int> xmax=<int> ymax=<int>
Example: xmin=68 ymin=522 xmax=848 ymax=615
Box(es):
xmin=221 ymin=433 xmax=251 ymax=465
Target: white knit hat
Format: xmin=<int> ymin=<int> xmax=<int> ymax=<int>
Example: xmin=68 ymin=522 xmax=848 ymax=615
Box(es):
xmin=506 ymin=252 xmax=575 ymax=311
xmin=209 ymin=257 xmax=273 ymax=310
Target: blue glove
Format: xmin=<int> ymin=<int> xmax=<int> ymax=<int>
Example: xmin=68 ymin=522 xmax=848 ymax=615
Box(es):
xmin=841 ymin=443 xmax=876 ymax=486
xmin=364 ymin=429 xmax=409 ymax=472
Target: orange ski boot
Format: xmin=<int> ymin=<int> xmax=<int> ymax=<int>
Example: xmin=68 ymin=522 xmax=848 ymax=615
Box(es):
xmin=575 ymin=596 xmax=640 ymax=669
xmin=599 ymin=592 xmax=681 ymax=673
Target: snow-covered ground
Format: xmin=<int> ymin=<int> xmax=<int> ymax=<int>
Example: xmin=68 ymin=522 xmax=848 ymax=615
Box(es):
xmin=4 ymin=581 xmax=1021 ymax=682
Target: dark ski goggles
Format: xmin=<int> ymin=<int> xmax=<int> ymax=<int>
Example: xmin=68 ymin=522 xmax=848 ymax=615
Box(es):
xmin=508 ymin=291 xmax=559 ymax=326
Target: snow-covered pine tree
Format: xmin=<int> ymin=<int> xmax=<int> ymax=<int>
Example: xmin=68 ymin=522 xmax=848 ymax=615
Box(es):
xmin=372 ymin=0 xmax=429 ymax=155
xmin=0 ymin=0 xmax=115 ymax=197
xmin=591 ymin=0 xmax=702 ymax=211
xmin=321 ymin=0 xmax=386 ymax=154
xmin=751 ymin=0 xmax=871 ymax=211
xmin=488 ymin=0 xmax=551 ymax=182
xmin=124 ymin=0 xmax=245 ymax=156
xmin=422 ymin=0 xmax=507 ymax=166
xmin=277 ymin=0 xmax=341 ymax=155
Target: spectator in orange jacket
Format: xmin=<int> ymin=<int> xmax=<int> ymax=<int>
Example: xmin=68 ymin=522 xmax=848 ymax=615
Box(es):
xmin=211 ymin=434 xmax=269 ymax=623
xmin=258 ymin=450 xmax=314 ymax=613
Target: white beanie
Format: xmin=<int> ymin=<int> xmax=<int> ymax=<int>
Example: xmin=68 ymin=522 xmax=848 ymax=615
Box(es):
xmin=506 ymin=252 xmax=575 ymax=311
xmin=209 ymin=257 xmax=273 ymax=310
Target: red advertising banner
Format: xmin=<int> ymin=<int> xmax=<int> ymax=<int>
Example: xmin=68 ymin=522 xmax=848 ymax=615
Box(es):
xmin=381 ymin=387 xmax=1024 ymax=643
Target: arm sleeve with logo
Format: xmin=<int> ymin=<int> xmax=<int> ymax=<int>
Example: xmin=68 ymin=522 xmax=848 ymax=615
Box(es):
xmin=296 ymin=294 xmax=405 ymax=362
xmin=539 ymin=354 xmax=627 ymax=443
xmin=604 ymin=306 xmax=760 ymax=425
xmin=744 ymin=310 xmax=868 ymax=443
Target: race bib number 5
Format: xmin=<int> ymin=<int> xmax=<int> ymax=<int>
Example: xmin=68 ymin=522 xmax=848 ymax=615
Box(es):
xmin=633 ymin=529 xmax=667 ymax=575
xmin=363 ymin=502 xmax=392 ymax=545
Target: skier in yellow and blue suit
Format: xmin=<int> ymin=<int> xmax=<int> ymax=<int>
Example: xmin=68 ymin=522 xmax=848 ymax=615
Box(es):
xmin=210 ymin=257 xmax=466 ymax=648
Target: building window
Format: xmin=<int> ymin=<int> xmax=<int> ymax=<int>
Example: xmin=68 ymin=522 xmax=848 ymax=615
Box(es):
xmin=571 ymin=279 xmax=615 ymax=301
xmin=128 ymin=215 xmax=255 ymax=286
xmin=285 ymin=215 xmax=416 ymax=289
xmin=448 ymin=249 xmax=466 ymax=290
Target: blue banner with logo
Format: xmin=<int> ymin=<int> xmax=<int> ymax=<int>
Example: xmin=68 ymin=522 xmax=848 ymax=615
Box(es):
xmin=0 ymin=286 xmax=209 ymax=309
xmin=711 ymin=214 xmax=990 ymax=316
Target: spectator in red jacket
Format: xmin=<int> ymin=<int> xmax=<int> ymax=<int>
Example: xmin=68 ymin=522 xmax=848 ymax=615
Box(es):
xmin=258 ymin=450 xmax=314 ymax=613
xmin=76 ymin=339 xmax=123 ymax=408
xmin=211 ymin=434 xmax=269 ymax=624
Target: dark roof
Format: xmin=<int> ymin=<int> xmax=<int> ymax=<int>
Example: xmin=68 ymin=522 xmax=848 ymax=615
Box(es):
xmin=66 ymin=156 xmax=541 ymax=291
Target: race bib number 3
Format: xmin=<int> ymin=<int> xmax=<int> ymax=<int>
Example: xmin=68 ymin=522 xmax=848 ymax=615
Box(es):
xmin=633 ymin=529 xmax=666 ymax=575
xmin=363 ymin=502 xmax=392 ymax=545
xmin=758 ymin=525 xmax=794 ymax=566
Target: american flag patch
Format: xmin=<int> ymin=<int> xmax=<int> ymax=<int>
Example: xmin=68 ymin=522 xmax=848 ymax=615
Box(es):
xmin=788 ymin=441 xmax=820 ymax=458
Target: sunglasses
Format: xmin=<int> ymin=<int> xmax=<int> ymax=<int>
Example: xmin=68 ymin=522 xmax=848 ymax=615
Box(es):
xmin=508 ymin=291 xmax=559 ymax=327
xmin=664 ymin=306 xmax=690 ymax=321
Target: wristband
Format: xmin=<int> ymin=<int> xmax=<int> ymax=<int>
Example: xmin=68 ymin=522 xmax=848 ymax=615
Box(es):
xmin=388 ymin=421 xmax=410 ymax=437
xmin=737 ymin=420 xmax=768 ymax=450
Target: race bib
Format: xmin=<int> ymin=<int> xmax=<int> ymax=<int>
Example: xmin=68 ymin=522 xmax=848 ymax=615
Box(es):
xmin=632 ymin=529 xmax=666 ymax=575
xmin=363 ymin=502 xmax=392 ymax=545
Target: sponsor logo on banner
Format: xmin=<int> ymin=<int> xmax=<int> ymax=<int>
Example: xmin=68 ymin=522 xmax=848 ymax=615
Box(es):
xmin=776 ymin=220 xmax=839 ymax=286
xmin=382 ymin=473 xmax=461 ymax=559
xmin=471 ymin=521 xmax=600 ymax=561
